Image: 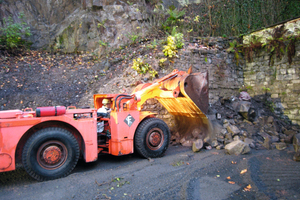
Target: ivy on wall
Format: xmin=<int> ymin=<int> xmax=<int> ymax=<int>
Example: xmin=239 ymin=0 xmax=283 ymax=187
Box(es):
xmin=148 ymin=0 xmax=300 ymax=37
xmin=227 ymin=25 xmax=300 ymax=65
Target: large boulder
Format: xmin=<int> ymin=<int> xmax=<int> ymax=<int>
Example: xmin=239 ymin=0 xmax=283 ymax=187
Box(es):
xmin=225 ymin=140 xmax=251 ymax=155
xmin=274 ymin=142 xmax=287 ymax=150
xmin=192 ymin=139 xmax=204 ymax=152
xmin=226 ymin=124 xmax=240 ymax=136
xmin=232 ymin=101 xmax=251 ymax=119
xmin=293 ymin=134 xmax=300 ymax=161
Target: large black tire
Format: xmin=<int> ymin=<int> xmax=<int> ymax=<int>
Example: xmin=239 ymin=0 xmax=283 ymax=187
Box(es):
xmin=22 ymin=127 xmax=80 ymax=181
xmin=134 ymin=118 xmax=170 ymax=158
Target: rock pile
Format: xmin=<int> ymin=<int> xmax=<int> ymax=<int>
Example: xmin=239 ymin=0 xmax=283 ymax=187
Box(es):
xmin=138 ymin=86 xmax=300 ymax=160
xmin=184 ymin=92 xmax=299 ymax=160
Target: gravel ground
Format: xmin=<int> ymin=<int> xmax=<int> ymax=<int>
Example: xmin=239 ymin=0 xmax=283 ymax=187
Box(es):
xmin=0 ymin=145 xmax=299 ymax=200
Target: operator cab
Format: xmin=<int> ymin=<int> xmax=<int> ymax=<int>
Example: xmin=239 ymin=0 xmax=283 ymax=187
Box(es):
xmin=94 ymin=95 xmax=116 ymax=145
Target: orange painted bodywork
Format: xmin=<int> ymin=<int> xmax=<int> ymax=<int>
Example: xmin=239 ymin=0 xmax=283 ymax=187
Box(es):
xmin=0 ymin=108 xmax=99 ymax=172
xmin=93 ymin=94 xmax=155 ymax=156
xmin=0 ymin=68 xmax=209 ymax=174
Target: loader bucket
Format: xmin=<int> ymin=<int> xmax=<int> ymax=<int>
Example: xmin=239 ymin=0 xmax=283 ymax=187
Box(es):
xmin=156 ymin=70 xmax=211 ymax=141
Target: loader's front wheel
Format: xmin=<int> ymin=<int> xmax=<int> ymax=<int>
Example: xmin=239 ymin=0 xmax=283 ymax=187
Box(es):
xmin=22 ymin=127 xmax=79 ymax=181
xmin=135 ymin=118 xmax=170 ymax=158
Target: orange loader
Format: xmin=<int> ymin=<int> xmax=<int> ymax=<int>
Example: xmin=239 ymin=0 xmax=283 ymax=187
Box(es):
xmin=0 ymin=68 xmax=209 ymax=181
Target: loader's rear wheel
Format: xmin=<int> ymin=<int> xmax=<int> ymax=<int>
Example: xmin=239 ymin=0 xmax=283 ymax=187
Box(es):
xmin=135 ymin=118 xmax=170 ymax=158
xmin=22 ymin=127 xmax=79 ymax=181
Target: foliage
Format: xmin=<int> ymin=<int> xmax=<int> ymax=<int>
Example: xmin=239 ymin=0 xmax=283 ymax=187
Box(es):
xmin=162 ymin=8 xmax=185 ymax=32
xmin=129 ymin=33 xmax=140 ymax=44
xmin=163 ymin=36 xmax=177 ymax=57
xmin=286 ymin=35 xmax=297 ymax=64
xmin=266 ymin=25 xmax=287 ymax=65
xmin=264 ymin=99 xmax=275 ymax=113
xmin=239 ymin=85 xmax=253 ymax=92
xmin=159 ymin=58 xmax=167 ymax=64
xmin=171 ymin=27 xmax=184 ymax=49
xmin=159 ymin=58 xmax=167 ymax=68
xmin=242 ymin=35 xmax=263 ymax=62
xmin=132 ymin=58 xmax=158 ymax=79
xmin=0 ymin=12 xmax=31 ymax=50
xmin=146 ymin=0 xmax=300 ymax=38
xmin=227 ymin=40 xmax=243 ymax=64
xmin=162 ymin=28 xmax=184 ymax=58
xmin=99 ymin=40 xmax=108 ymax=47
xmin=97 ymin=20 xmax=106 ymax=28
xmin=262 ymin=87 xmax=270 ymax=93
xmin=147 ymin=39 xmax=158 ymax=49
xmin=171 ymin=161 xmax=185 ymax=167
xmin=227 ymin=25 xmax=300 ymax=65
xmin=127 ymin=1 xmax=134 ymax=5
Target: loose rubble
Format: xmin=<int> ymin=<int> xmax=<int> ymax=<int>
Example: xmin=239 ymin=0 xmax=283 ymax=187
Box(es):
xmin=175 ymin=92 xmax=300 ymax=160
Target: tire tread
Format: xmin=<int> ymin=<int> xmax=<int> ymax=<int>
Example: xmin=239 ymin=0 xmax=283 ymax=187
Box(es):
xmin=22 ymin=127 xmax=80 ymax=181
xmin=134 ymin=118 xmax=170 ymax=158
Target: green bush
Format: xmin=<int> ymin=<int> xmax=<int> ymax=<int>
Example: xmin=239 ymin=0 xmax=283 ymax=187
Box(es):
xmin=163 ymin=36 xmax=177 ymax=57
xmin=173 ymin=32 xmax=184 ymax=49
xmin=0 ymin=12 xmax=31 ymax=50
xmin=162 ymin=8 xmax=185 ymax=32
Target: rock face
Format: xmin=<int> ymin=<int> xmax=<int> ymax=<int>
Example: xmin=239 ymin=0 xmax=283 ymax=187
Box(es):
xmin=0 ymin=0 xmax=148 ymax=51
xmin=0 ymin=0 xmax=80 ymax=49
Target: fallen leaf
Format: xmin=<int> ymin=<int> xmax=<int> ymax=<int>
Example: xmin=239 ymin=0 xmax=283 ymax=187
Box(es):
xmin=186 ymin=162 xmax=190 ymax=165
xmin=216 ymin=175 xmax=220 ymax=177
xmin=240 ymin=169 xmax=247 ymax=174
xmin=226 ymin=176 xmax=231 ymax=180
xmin=244 ymin=184 xmax=251 ymax=191
xmin=231 ymin=161 xmax=237 ymax=164
xmin=228 ymin=181 xmax=235 ymax=184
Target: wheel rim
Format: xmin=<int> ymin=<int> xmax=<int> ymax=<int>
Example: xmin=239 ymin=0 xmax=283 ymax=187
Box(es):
xmin=146 ymin=128 xmax=164 ymax=150
xmin=37 ymin=141 xmax=68 ymax=170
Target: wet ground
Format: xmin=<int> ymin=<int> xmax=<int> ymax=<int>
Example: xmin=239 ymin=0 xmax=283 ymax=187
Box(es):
xmin=0 ymin=145 xmax=299 ymax=200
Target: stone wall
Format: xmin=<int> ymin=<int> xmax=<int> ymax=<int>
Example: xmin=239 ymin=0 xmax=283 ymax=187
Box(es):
xmin=243 ymin=41 xmax=300 ymax=125
xmin=174 ymin=37 xmax=244 ymax=103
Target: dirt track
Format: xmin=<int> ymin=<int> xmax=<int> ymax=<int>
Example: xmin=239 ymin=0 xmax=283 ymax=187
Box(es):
xmin=1 ymin=145 xmax=299 ymax=200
